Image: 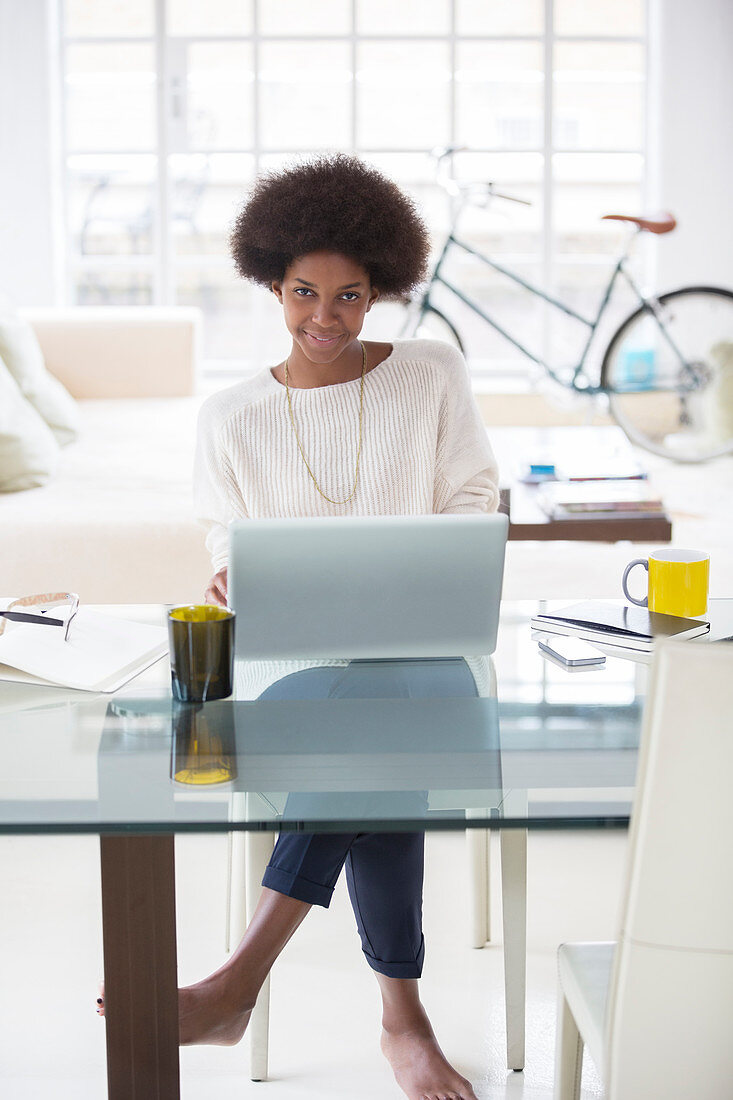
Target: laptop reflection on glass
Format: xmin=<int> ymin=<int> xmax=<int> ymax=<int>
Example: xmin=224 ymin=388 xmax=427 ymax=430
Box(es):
xmin=228 ymin=513 xmax=508 ymax=661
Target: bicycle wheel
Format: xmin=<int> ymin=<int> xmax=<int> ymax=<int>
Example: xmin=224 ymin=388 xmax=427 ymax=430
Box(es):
xmin=601 ymin=286 xmax=733 ymax=462
xmin=401 ymin=303 xmax=465 ymax=354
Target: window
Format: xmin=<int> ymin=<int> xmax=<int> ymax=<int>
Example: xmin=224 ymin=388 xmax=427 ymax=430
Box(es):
xmin=60 ymin=0 xmax=647 ymax=381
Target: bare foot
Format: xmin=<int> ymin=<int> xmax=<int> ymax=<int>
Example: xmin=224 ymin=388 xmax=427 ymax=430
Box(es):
xmin=381 ymin=1025 xmax=479 ymax=1100
xmin=95 ymin=973 xmax=255 ymax=1046
xmin=178 ymin=972 xmax=255 ymax=1045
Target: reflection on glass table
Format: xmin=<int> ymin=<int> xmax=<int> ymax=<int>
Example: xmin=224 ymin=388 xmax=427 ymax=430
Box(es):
xmin=5 ymin=599 xmax=730 ymax=834
xmin=0 ymin=600 xmax=668 ymax=834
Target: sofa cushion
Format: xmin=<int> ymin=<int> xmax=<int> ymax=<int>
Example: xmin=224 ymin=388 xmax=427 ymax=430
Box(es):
xmin=0 ymin=395 xmax=211 ymax=602
xmin=0 ymin=356 xmax=59 ymax=491
xmin=0 ymin=299 xmax=80 ymax=445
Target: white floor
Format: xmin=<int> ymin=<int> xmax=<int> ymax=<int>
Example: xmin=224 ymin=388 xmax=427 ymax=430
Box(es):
xmin=0 ymin=828 xmax=627 ymax=1099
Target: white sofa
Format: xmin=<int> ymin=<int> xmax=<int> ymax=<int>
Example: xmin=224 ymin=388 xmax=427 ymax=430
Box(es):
xmin=2 ymin=308 xmax=212 ymax=603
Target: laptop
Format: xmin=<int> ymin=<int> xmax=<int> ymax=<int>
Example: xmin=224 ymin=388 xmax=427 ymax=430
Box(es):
xmin=228 ymin=513 xmax=508 ymax=660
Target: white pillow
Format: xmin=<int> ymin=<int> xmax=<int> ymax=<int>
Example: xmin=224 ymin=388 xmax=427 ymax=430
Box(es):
xmin=0 ymin=356 xmax=59 ymax=492
xmin=0 ymin=298 xmax=79 ymax=445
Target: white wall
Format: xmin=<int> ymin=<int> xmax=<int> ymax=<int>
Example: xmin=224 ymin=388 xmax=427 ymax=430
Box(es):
xmin=0 ymin=0 xmax=731 ymax=308
xmin=648 ymin=0 xmax=733 ymax=289
xmin=0 ymin=0 xmax=61 ymax=307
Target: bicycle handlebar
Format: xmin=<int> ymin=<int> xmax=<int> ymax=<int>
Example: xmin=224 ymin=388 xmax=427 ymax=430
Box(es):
xmin=485 ymin=187 xmax=532 ymax=207
xmin=429 ymin=145 xmax=533 ymax=207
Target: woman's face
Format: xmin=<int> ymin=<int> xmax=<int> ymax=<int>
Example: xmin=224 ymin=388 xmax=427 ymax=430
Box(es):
xmin=272 ymin=251 xmax=379 ymax=366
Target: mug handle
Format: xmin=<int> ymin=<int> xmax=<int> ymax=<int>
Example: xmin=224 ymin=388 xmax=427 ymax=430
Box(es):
xmin=622 ymin=558 xmax=649 ymax=607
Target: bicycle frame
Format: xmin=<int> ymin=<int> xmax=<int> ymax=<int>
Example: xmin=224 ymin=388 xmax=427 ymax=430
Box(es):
xmin=420 ymin=223 xmax=691 ymax=395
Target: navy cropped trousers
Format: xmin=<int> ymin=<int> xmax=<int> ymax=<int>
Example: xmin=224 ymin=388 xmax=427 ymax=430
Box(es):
xmin=258 ymin=659 xmax=478 ymax=980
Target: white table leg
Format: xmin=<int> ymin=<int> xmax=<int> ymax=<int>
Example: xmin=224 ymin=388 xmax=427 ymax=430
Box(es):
xmin=500 ymin=790 xmax=527 ymax=1072
xmin=466 ymin=825 xmax=491 ymax=947
xmin=226 ymin=794 xmax=276 ymax=1082
xmin=245 ymin=824 xmax=276 ymax=1082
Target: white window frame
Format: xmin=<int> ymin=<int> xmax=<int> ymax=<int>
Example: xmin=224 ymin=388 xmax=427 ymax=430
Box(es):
xmin=58 ymin=0 xmax=648 ymax=381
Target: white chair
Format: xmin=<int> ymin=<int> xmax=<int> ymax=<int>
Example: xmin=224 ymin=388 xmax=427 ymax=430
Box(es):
xmin=554 ymin=639 xmax=733 ymax=1100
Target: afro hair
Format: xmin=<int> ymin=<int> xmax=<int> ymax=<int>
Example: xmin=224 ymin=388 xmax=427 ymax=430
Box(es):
xmin=229 ymin=154 xmax=430 ymax=299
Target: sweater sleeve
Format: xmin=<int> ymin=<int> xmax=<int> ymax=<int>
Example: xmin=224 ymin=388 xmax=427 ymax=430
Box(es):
xmin=193 ymin=400 xmax=248 ymax=572
xmin=431 ymin=344 xmax=500 ymax=514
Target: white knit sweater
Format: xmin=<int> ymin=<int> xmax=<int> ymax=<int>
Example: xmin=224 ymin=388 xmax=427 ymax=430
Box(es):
xmin=194 ymin=338 xmax=499 ymax=571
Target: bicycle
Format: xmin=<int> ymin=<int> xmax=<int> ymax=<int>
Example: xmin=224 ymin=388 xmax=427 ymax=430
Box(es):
xmin=402 ymin=147 xmax=733 ymax=462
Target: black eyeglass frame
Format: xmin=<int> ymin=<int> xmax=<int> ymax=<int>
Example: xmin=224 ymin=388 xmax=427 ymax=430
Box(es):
xmin=0 ymin=592 xmax=80 ymax=642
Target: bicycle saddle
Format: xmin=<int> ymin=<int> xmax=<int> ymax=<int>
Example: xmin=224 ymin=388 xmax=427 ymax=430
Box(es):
xmin=601 ymin=212 xmax=677 ymax=234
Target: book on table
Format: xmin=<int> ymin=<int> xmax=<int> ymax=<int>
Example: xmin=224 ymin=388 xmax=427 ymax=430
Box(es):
xmin=558 ymin=463 xmax=647 ymax=482
xmin=0 ymin=602 xmax=168 ymax=692
xmin=537 ymin=481 xmax=665 ymax=521
xmin=531 ymin=600 xmax=710 ymax=654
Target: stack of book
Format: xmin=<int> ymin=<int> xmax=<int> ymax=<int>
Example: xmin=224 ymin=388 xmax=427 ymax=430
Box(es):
xmin=537 ymin=481 xmax=665 ymax=522
xmin=531 ymin=601 xmax=710 ymax=656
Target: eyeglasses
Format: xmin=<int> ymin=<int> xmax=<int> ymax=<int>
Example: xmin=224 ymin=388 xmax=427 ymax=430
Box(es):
xmin=0 ymin=592 xmax=80 ymax=642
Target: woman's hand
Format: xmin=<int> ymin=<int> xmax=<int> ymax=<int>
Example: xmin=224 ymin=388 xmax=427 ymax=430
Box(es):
xmin=205 ymin=568 xmax=228 ymax=607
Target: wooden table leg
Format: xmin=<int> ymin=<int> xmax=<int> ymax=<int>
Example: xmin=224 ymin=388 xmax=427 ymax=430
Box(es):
xmin=100 ymin=834 xmax=180 ymax=1100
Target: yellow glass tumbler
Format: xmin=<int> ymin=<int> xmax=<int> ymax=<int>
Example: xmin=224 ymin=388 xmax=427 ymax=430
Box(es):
xmin=168 ymin=604 xmax=235 ymax=703
xmin=171 ymin=701 xmax=236 ymax=786
xmin=622 ymin=549 xmax=709 ymax=618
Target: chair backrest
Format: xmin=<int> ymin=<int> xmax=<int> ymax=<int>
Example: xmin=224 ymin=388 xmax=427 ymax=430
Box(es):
xmin=606 ymin=640 xmax=733 ymax=1099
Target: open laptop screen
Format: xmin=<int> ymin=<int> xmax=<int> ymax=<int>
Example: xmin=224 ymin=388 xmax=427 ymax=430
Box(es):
xmin=229 ymin=513 xmax=507 ymax=661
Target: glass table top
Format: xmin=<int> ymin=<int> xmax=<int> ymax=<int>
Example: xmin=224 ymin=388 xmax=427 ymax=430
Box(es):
xmin=1 ymin=601 xmax=729 ymax=835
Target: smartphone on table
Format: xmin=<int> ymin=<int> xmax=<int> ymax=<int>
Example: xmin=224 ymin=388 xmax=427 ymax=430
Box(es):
xmin=537 ymin=636 xmax=606 ymax=668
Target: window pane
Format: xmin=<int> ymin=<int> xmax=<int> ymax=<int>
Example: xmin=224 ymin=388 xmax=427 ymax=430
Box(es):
xmin=169 ymin=153 xmax=254 ymax=256
xmin=260 ymin=0 xmax=350 ymax=36
xmin=357 ymin=43 xmax=450 ymax=149
xmin=554 ymin=43 xmax=644 ymax=150
xmin=553 ymin=152 xmax=644 ymax=254
xmin=68 ymin=154 xmax=157 ymax=256
xmin=166 ymin=0 xmax=253 ymax=36
xmin=456 ymin=0 xmax=543 ymax=36
xmin=72 ymin=267 xmax=154 ymax=306
xmin=432 ymin=256 xmax=546 ymax=374
xmin=546 ymin=261 xmax=643 ymax=380
xmin=555 ymin=0 xmax=644 ymax=37
xmin=259 ymin=43 xmax=352 ymax=150
xmin=65 ymin=0 xmax=154 ymax=37
xmin=175 ymin=270 xmax=283 ymax=365
xmin=184 ymin=43 xmax=254 ymax=150
xmin=456 ymin=42 xmax=544 ymax=149
xmin=357 ymin=0 xmax=450 ymax=35
xmin=452 ymin=152 xmax=544 ymax=253
xmin=360 ymin=299 xmax=409 ymax=343
xmin=551 ymin=262 xmax=641 ymax=324
xmin=66 ymin=44 xmax=156 ymax=151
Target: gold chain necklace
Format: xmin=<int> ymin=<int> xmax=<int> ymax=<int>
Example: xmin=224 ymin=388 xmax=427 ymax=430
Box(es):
xmin=284 ymin=340 xmax=367 ymax=506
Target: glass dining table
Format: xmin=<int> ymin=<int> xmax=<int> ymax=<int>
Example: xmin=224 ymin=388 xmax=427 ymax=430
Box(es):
xmin=1 ymin=600 xmax=729 ymax=1099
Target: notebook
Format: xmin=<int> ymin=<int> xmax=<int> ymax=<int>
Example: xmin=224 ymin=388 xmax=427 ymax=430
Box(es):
xmin=531 ymin=600 xmax=710 ymax=653
xmin=229 ymin=513 xmax=508 ymax=660
xmin=0 ymin=604 xmax=168 ymax=692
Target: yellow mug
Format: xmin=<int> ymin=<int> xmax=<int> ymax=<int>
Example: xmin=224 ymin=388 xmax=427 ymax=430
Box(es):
xmin=622 ymin=549 xmax=709 ymax=617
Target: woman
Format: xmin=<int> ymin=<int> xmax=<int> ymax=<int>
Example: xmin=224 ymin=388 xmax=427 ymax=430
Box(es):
xmin=106 ymin=154 xmax=499 ymax=1100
